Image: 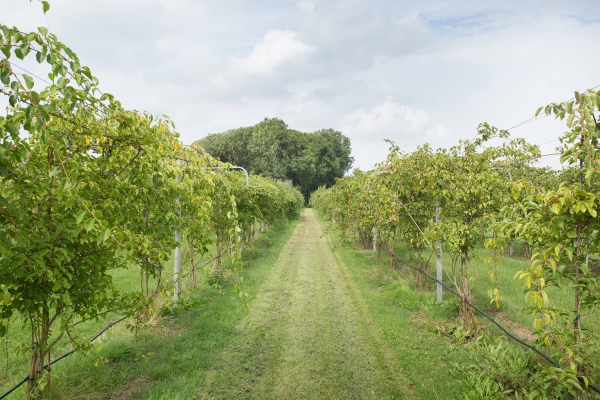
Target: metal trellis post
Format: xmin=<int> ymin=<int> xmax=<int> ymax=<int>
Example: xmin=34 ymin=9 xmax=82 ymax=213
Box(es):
xmin=436 ymin=203 xmax=443 ymax=303
xmin=174 ymin=175 xmax=182 ymax=302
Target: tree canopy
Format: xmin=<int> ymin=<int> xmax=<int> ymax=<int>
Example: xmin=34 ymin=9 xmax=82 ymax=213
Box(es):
xmin=195 ymin=118 xmax=354 ymax=198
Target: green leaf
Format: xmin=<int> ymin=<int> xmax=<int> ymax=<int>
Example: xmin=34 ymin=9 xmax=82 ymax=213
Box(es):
xmin=0 ymin=69 xmax=10 ymax=85
xmin=1 ymin=45 xmax=10 ymax=59
xmin=25 ymin=105 xmax=34 ymax=120
xmin=102 ymin=228 xmax=110 ymax=243
xmin=37 ymin=104 xmax=49 ymax=120
xmin=76 ymin=211 xmax=86 ymax=224
xmin=36 ymin=50 xmax=45 ymax=63
xmin=38 ymin=26 xmax=48 ymax=35
xmin=22 ymin=74 xmax=34 ymax=90
xmin=48 ymin=166 xmax=60 ymax=177
xmin=46 ymin=52 xmax=56 ymax=65
xmin=29 ymin=91 xmax=40 ymax=105
xmin=565 ymin=247 xmax=574 ymax=261
xmin=581 ymin=375 xmax=589 ymax=387
xmin=57 ymin=64 xmax=68 ymax=76
xmin=14 ymin=48 xmax=24 ymax=60
xmin=42 ymin=1 xmax=50 ymax=14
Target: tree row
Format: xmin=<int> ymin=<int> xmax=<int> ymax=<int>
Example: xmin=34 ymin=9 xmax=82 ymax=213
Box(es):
xmin=0 ymin=20 xmax=303 ymax=397
xmin=310 ymin=90 xmax=600 ymax=398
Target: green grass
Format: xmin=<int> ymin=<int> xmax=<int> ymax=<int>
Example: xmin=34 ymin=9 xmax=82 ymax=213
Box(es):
xmin=195 ymin=209 xmax=417 ymax=399
xmin=320 ymin=219 xmax=469 ymax=399
xmin=6 ymin=210 xmax=597 ymax=398
xmin=0 ymin=258 xmax=162 ymax=398
xmin=0 ymin=235 xmax=211 ymax=397
xmin=390 ymin=240 xmax=597 ymax=340
xmin=1 ymin=218 xmax=298 ymax=399
xmin=318 ymin=213 xmax=600 ymax=397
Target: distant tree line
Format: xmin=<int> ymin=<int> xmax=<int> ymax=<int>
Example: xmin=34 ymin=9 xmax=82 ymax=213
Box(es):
xmin=195 ymin=118 xmax=354 ymax=198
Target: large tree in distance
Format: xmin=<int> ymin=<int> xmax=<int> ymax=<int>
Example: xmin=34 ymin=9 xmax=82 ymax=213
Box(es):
xmin=196 ymin=118 xmax=354 ymax=198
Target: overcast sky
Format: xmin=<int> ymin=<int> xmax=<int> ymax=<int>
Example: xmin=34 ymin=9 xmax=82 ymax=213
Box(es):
xmin=1 ymin=0 xmax=599 ymax=171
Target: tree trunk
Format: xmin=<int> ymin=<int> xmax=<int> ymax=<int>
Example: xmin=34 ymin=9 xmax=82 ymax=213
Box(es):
xmin=27 ymin=309 xmax=51 ymax=398
xmin=458 ymin=258 xmax=475 ymax=330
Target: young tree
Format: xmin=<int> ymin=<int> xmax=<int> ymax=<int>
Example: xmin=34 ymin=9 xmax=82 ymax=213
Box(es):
xmin=500 ymin=89 xmax=600 ymax=397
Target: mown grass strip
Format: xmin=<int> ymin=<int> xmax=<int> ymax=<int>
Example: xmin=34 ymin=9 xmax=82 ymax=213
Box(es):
xmin=318 ymin=215 xmax=469 ymax=399
xmin=23 ymin=217 xmax=300 ymax=399
xmin=197 ymin=209 xmax=417 ymax=399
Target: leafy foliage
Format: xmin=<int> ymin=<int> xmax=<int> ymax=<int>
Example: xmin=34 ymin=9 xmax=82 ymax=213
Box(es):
xmin=312 ymin=125 xmax=539 ymax=327
xmin=497 ymin=89 xmax=600 ymax=396
xmin=196 ymin=118 xmax=354 ymax=198
xmin=0 ymin=18 xmax=303 ymax=398
xmin=311 ymin=89 xmax=600 ymax=397
xmin=455 ymin=338 xmax=575 ymax=399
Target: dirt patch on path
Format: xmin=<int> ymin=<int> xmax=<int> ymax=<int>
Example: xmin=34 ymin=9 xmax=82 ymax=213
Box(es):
xmin=198 ymin=209 xmax=417 ymax=399
xmin=494 ymin=312 xmax=537 ymax=342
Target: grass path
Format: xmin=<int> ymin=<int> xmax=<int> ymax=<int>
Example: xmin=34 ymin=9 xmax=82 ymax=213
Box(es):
xmin=198 ymin=209 xmax=417 ymax=399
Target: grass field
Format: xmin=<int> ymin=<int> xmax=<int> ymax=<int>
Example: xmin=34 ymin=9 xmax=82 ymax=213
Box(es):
xmin=321 ymin=214 xmax=600 ymax=397
xmin=1 ymin=219 xmax=296 ymax=399
xmin=196 ymin=209 xmax=418 ymax=399
xmin=3 ymin=210 xmax=598 ymax=399
xmin=388 ymin=239 xmax=595 ymax=341
xmin=0 ymin=252 xmax=165 ymax=398
xmin=321 ymin=218 xmax=467 ymax=398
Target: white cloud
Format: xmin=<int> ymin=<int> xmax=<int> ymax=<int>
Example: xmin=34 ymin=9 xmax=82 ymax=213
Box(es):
xmin=343 ymin=101 xmax=429 ymax=137
xmin=426 ymin=124 xmax=451 ymax=140
xmin=234 ymin=29 xmax=311 ymax=74
xmin=2 ymin=0 xmax=599 ymax=173
xmin=297 ymin=0 xmax=316 ymax=12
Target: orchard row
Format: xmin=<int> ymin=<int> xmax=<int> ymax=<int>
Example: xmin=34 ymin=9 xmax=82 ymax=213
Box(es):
xmin=0 ymin=22 xmax=303 ymax=395
xmin=310 ymin=90 xmax=600 ymax=397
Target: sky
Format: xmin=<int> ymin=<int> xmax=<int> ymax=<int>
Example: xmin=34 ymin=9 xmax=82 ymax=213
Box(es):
xmin=1 ymin=0 xmax=599 ymax=171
